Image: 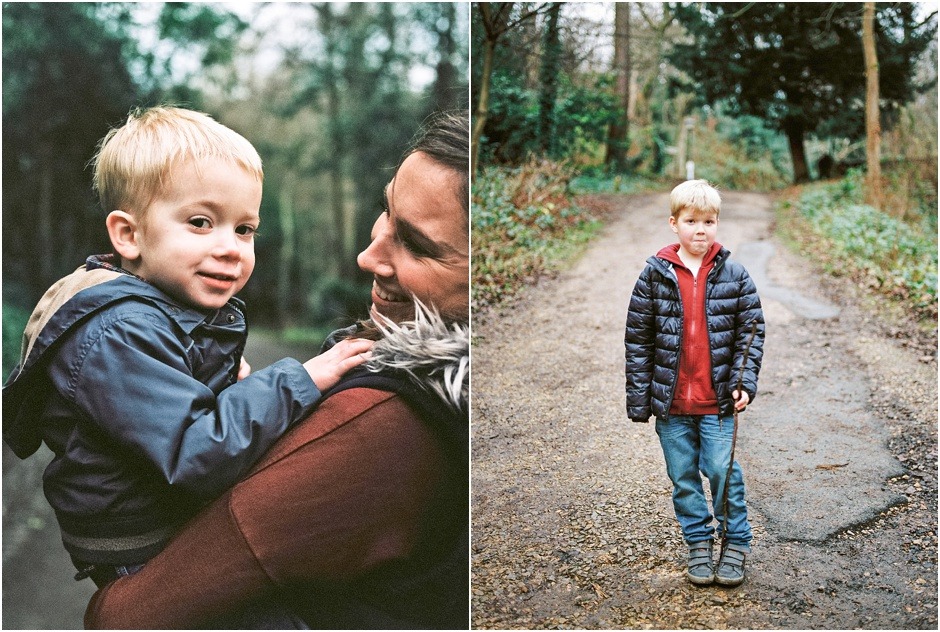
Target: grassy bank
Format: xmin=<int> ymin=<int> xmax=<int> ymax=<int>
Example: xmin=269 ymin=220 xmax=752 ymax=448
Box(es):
xmin=472 ymin=161 xmax=604 ymax=309
xmin=776 ymin=170 xmax=937 ymax=324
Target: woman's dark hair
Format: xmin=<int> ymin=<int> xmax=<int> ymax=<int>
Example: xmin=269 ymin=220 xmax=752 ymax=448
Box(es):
xmin=401 ymin=110 xmax=469 ymax=216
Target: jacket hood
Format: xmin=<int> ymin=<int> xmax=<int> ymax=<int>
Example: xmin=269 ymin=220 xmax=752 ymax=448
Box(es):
xmin=367 ymin=300 xmax=469 ymax=417
xmin=16 ymin=258 xmax=124 ymax=371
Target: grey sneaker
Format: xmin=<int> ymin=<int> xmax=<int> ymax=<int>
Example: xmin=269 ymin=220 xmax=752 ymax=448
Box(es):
xmin=715 ymin=543 xmax=748 ymax=586
xmin=686 ymin=541 xmax=715 ymax=585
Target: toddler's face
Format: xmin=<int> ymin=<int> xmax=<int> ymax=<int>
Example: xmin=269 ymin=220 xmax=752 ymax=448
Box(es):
xmin=670 ymin=207 xmax=718 ymax=258
xmin=126 ymin=157 xmax=261 ymax=311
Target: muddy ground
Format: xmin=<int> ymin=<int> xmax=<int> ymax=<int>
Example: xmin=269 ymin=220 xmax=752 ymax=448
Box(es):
xmin=471 ymin=191 xmax=937 ymax=629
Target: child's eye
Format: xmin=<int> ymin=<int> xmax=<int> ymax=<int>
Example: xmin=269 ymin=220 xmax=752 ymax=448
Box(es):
xmin=235 ymin=224 xmax=257 ymax=237
xmin=189 ymin=217 xmax=211 ymax=229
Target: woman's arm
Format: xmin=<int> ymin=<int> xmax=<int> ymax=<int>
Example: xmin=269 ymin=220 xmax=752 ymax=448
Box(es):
xmin=85 ymin=389 xmax=443 ymax=629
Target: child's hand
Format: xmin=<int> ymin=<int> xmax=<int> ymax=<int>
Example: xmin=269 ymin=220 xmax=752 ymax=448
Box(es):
xmin=732 ymin=389 xmax=750 ymax=411
xmin=302 ymin=338 xmax=375 ymax=392
xmin=238 ymin=357 xmax=252 ymax=380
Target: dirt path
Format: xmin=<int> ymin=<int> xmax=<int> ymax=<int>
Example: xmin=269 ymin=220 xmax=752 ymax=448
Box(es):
xmin=470 ymin=191 xmax=937 ymax=629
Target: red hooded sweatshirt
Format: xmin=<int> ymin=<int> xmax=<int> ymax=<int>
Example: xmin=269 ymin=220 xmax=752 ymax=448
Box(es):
xmin=657 ymin=242 xmax=722 ymax=415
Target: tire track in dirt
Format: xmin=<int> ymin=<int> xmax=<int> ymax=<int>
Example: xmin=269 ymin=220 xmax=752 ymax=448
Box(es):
xmin=471 ymin=191 xmax=937 ymax=629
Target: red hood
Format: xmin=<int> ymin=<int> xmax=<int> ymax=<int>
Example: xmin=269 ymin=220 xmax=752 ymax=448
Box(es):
xmin=656 ymin=242 xmax=722 ymax=270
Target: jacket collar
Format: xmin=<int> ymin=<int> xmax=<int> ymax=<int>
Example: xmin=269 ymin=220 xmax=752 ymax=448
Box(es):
xmin=322 ymin=301 xmax=469 ymax=416
xmin=15 ymin=256 xmax=244 ymax=377
xmin=649 ymin=244 xmax=730 ymax=277
xmin=85 ymin=254 xmax=244 ymax=335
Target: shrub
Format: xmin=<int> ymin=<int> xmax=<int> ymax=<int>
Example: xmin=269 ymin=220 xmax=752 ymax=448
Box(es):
xmin=472 ymin=160 xmax=601 ymax=308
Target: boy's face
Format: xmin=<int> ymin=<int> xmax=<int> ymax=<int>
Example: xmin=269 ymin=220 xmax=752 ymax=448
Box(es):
xmin=670 ymin=207 xmax=718 ymax=259
xmin=124 ymin=157 xmax=261 ymax=311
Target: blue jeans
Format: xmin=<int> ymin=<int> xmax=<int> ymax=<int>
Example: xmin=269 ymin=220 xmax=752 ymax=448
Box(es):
xmin=655 ymin=414 xmax=752 ymax=547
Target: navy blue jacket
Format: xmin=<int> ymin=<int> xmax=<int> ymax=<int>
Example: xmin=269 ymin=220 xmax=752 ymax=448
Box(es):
xmin=624 ymin=246 xmax=765 ymax=421
xmin=3 ymin=256 xmax=321 ymax=565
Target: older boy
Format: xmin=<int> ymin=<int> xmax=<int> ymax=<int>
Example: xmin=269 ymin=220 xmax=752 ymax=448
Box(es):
xmin=3 ymin=107 xmax=372 ymax=587
xmin=624 ymin=179 xmax=765 ymax=586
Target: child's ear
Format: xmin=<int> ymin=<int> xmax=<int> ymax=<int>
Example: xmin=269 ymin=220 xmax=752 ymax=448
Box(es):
xmin=668 ymin=216 xmax=678 ymax=234
xmin=106 ymin=211 xmax=141 ymax=263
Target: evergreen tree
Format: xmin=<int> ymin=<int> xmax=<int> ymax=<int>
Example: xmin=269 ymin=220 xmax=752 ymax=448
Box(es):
xmin=670 ymin=2 xmax=936 ymax=183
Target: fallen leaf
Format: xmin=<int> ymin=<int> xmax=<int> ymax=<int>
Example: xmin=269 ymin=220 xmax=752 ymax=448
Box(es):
xmin=816 ymin=462 xmax=849 ymax=470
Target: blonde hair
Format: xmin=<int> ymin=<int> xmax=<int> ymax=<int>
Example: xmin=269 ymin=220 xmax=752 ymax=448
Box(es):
xmin=92 ymin=106 xmax=263 ymax=215
xmin=670 ymin=179 xmax=721 ymax=219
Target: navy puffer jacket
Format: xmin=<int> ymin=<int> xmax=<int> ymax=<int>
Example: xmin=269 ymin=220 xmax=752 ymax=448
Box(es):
xmin=624 ymin=246 xmax=765 ymax=421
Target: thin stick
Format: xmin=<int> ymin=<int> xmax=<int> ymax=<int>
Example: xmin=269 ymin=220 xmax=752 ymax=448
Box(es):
xmin=721 ymin=322 xmax=757 ymax=550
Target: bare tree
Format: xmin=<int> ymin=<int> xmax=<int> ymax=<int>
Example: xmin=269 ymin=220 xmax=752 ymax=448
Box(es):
xmin=472 ymin=2 xmax=550 ymax=173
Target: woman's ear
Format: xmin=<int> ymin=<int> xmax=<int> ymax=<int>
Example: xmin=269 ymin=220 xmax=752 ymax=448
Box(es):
xmin=106 ymin=211 xmax=141 ymax=263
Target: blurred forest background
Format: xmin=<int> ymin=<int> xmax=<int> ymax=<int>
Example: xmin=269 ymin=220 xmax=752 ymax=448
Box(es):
xmin=472 ymin=2 xmax=938 ymax=323
xmin=2 ymin=2 xmax=468 ymax=378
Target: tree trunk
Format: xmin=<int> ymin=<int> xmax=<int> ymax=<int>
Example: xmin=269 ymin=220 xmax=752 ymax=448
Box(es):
xmin=536 ymin=3 xmax=561 ymax=155
xmin=433 ymin=2 xmax=457 ymax=112
xmin=37 ymin=158 xmax=54 ymax=293
xmin=276 ymin=172 xmax=296 ymax=328
xmin=784 ymin=119 xmax=811 ymax=184
xmin=473 ymin=3 xmax=516 ymax=174
xmin=862 ymin=2 xmax=882 ymax=208
xmin=471 ymin=35 xmax=495 ymax=175
xmin=672 ymin=93 xmax=693 ymax=178
xmin=318 ymin=4 xmax=347 ymax=280
xmin=606 ymin=2 xmax=631 ymax=170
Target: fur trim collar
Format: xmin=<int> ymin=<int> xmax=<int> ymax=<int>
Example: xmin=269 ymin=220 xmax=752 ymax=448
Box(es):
xmin=367 ymin=301 xmax=469 ymax=415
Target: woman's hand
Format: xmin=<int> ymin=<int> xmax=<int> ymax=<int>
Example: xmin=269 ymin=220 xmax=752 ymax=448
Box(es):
xmin=732 ymin=389 xmax=750 ymax=411
xmin=302 ymin=338 xmax=375 ymax=392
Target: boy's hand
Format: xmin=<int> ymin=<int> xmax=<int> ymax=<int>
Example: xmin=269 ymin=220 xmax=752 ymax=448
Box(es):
xmin=732 ymin=389 xmax=750 ymax=411
xmin=302 ymin=338 xmax=375 ymax=392
xmin=238 ymin=357 xmax=252 ymax=381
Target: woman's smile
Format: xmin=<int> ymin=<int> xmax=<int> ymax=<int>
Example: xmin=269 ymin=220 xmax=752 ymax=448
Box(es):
xmin=372 ymin=280 xmax=408 ymax=304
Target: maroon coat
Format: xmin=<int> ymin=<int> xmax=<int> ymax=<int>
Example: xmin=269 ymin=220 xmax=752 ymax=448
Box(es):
xmin=85 ymin=386 xmax=467 ymax=629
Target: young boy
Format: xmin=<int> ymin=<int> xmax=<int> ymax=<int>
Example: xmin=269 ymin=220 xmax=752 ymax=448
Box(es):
xmin=624 ymin=179 xmax=764 ymax=587
xmin=3 ymin=107 xmax=373 ymax=588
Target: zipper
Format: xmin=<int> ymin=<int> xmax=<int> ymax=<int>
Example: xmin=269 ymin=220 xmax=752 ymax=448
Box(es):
xmin=687 ymin=273 xmax=698 ymax=402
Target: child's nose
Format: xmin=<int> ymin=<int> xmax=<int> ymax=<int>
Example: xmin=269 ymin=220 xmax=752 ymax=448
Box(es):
xmin=213 ymin=230 xmax=241 ymax=258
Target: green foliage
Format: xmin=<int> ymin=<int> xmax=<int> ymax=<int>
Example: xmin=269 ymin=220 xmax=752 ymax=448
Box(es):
xmin=3 ymin=302 xmax=30 ymax=381
xmin=472 ymin=161 xmax=601 ymax=308
xmin=693 ymin=114 xmax=792 ymax=190
xmin=570 ymin=106 xmax=793 ymax=192
xmin=779 ymin=171 xmax=937 ymax=320
xmin=670 ymin=3 xmax=937 ymax=141
xmin=569 ymin=170 xmax=670 ymax=195
xmin=3 ymin=3 xmax=141 ymax=302
xmin=481 ymin=71 xmax=620 ymax=164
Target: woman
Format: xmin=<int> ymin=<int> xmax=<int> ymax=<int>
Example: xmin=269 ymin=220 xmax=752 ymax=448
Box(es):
xmin=84 ymin=111 xmax=469 ymax=629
